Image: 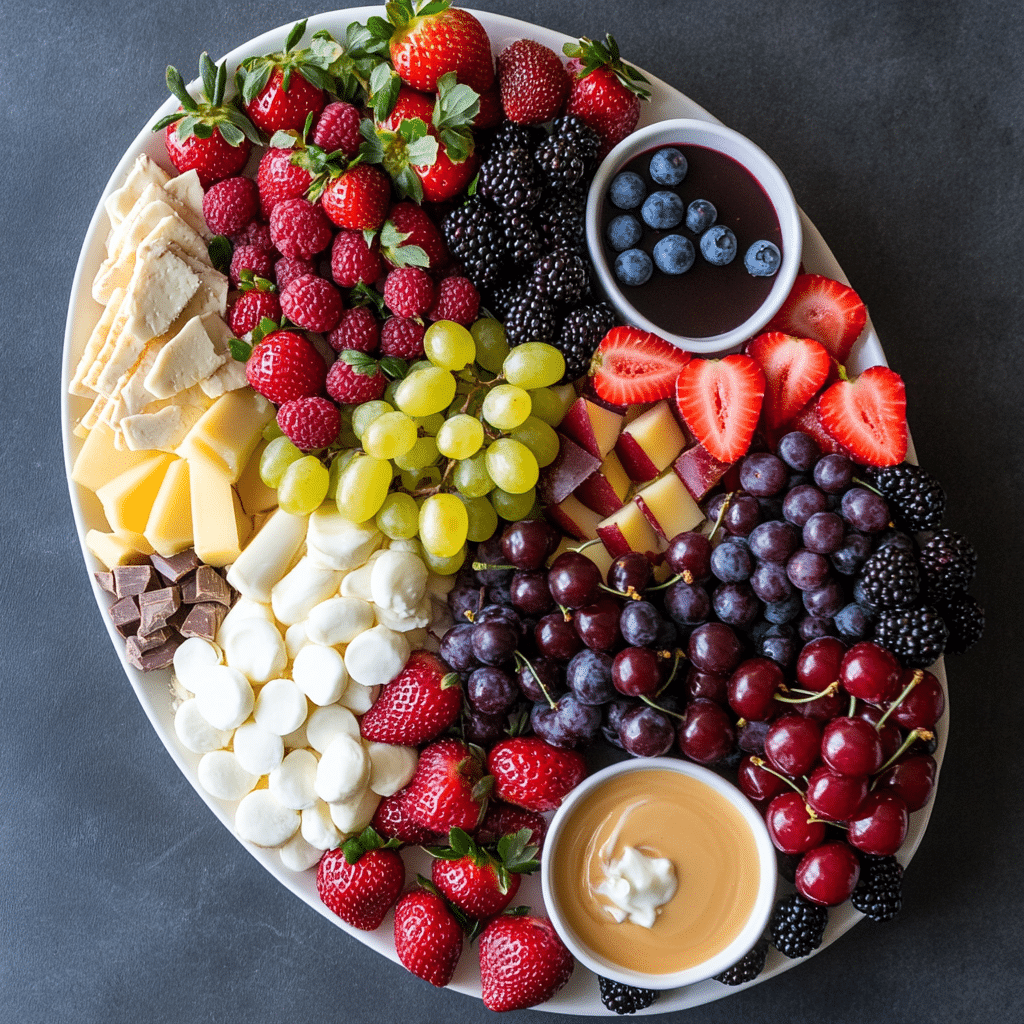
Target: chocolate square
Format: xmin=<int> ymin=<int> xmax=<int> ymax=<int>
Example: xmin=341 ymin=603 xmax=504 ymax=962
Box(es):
xmin=149 ymin=549 xmax=202 ymax=584
xmin=180 ymin=602 xmax=228 ymax=642
xmin=112 ymin=564 xmax=157 ymax=599
xmin=138 ymin=587 xmax=181 ymax=636
xmin=93 ymin=571 xmax=116 ymax=595
xmin=181 ymin=564 xmax=232 ymax=607
xmin=109 ymin=596 xmax=141 ymax=638
xmin=126 ymin=637 xmax=180 ymax=672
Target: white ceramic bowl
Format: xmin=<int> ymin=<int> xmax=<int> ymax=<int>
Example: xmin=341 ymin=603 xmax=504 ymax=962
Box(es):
xmin=540 ymin=757 xmax=777 ymax=990
xmin=586 ymin=118 xmax=803 ymax=354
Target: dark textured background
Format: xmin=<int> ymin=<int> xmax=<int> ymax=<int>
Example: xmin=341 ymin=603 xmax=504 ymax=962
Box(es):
xmin=2 ymin=1 xmax=1021 ymax=1021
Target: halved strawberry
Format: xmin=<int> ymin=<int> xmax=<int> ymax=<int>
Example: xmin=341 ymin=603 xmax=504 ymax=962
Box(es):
xmin=674 ymin=354 xmax=766 ymax=464
xmin=747 ymin=332 xmax=831 ymax=429
xmin=766 ymin=273 xmax=868 ymax=363
xmin=776 ymin=399 xmax=853 ymax=458
xmin=817 ymin=365 xmax=908 ymax=467
xmin=589 ymin=327 xmax=690 ymax=405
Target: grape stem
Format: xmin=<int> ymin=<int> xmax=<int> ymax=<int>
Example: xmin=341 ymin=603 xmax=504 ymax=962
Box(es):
xmin=513 ymin=651 xmax=557 ymax=710
xmin=707 ymin=492 xmax=735 ymax=543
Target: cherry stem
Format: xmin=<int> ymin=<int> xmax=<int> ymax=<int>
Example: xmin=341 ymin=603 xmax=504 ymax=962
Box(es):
xmin=513 ymin=651 xmax=557 ymax=710
xmin=848 ymin=694 xmax=857 ymax=718
xmin=472 ymin=561 xmax=517 ymax=572
xmin=851 ymin=476 xmax=885 ymax=498
xmin=570 ymin=538 xmax=601 ymax=554
xmin=775 ymin=680 xmax=840 ymax=705
xmin=655 ymin=649 xmax=686 ymax=695
xmin=874 ymin=728 xmax=934 ymax=777
xmin=874 ymin=670 xmax=923 ymax=732
xmin=640 ymin=693 xmax=685 ymax=721
xmin=598 ymin=583 xmax=642 ymax=600
xmin=707 ymin=492 xmax=735 ymax=543
xmin=750 ymin=757 xmax=806 ymax=796
xmin=646 ymin=573 xmax=682 ymax=592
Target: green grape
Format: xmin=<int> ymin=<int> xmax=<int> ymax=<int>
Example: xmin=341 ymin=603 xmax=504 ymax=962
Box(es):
xmin=260 ymin=435 xmax=304 ymax=487
xmin=503 ymin=342 xmax=566 ymax=390
xmin=453 ymin=452 xmax=494 ymax=498
xmin=482 ymin=384 xmax=532 ymax=430
xmin=422 ymin=543 xmax=467 ymax=576
xmin=510 ymin=415 xmax=561 ymax=468
xmin=327 ymin=448 xmax=359 ymax=498
xmin=485 ymin=437 xmax=539 ymax=494
xmin=471 ymin=318 xmax=509 ymax=373
xmin=528 ymin=387 xmax=574 ymax=428
xmin=394 ymin=435 xmax=440 ymax=472
xmin=262 ymin=420 xmax=284 ymax=442
xmin=419 ymin=493 xmax=470 ymax=558
xmin=400 ymin=465 xmax=441 ymax=493
xmin=436 ymin=413 xmax=484 ymax=459
xmin=384 ymin=378 xmax=402 ymax=408
xmin=375 ymin=491 xmax=420 ymax=540
xmin=336 ymin=454 xmax=392 ymax=522
xmin=424 ymin=320 xmax=476 ymax=371
xmin=408 ymin=359 xmax=433 ymax=375
xmin=394 ymin=367 xmax=458 ymax=417
xmin=461 ymin=494 xmax=499 ymax=543
xmin=413 ymin=412 xmax=446 ymax=436
xmin=278 ymin=456 xmax=330 ymax=515
xmin=491 ymin=486 xmax=536 ymax=521
xmin=338 ymin=429 xmax=360 ymax=450
xmin=352 ymin=400 xmax=394 ymax=440
xmin=362 ymin=410 xmax=417 ymax=460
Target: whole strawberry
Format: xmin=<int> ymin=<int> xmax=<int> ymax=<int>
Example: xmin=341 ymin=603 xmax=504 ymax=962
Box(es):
xmin=487 ymin=737 xmax=586 ymax=812
xmin=229 ymin=287 xmax=281 ymax=337
xmin=393 ymin=888 xmax=464 ymax=987
xmin=498 ymin=39 xmax=569 ymax=125
xmin=277 ymin=395 xmax=342 ymax=451
xmin=280 ymin=273 xmax=344 ymax=332
xmin=361 ymin=650 xmax=462 ymax=746
xmin=326 ymin=351 xmax=388 ymax=405
xmin=562 ymin=35 xmax=650 ymax=157
xmin=155 ymin=56 xmax=259 ymax=187
xmin=403 ymin=739 xmax=492 ymax=834
xmin=321 ymin=163 xmax=392 ymax=231
xmin=316 ymin=827 xmax=405 ymax=931
xmin=372 ymin=788 xmax=443 ymax=846
xmin=246 ymin=329 xmax=326 ymax=404
xmin=479 ymin=914 xmax=574 ymax=1012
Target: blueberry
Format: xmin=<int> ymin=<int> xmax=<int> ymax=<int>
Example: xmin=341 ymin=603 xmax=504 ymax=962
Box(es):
xmin=744 ymin=240 xmax=782 ymax=277
xmin=614 ymin=248 xmax=653 ymax=286
xmin=686 ymin=198 xmax=717 ymax=233
xmin=652 ymin=234 xmax=695 ymax=275
xmin=606 ymin=214 xmax=643 ymax=252
xmin=649 ymin=147 xmax=688 ymax=186
xmin=609 ymin=171 xmax=646 ymax=210
xmin=641 ymin=190 xmax=685 ymax=230
xmin=700 ymin=225 xmax=737 ymax=265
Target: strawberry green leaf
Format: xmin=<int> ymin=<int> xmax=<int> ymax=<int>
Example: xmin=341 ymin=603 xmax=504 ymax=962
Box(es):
xmin=175 ymin=114 xmax=200 ymax=139
xmin=369 ymin=63 xmax=401 ymax=123
xmin=165 ymin=66 xmax=199 ymax=112
xmin=438 ymin=126 xmax=473 ymax=164
xmin=389 ymin=244 xmax=430 ymax=269
xmin=342 ymin=350 xmax=382 ymax=376
xmin=213 ymin=58 xmax=227 ymax=107
xmin=365 ymin=14 xmax=397 ymax=42
xmin=433 ymin=73 xmax=480 ymax=127
xmin=448 ymin=827 xmax=473 ymax=856
xmin=241 ymin=62 xmax=274 ymax=105
xmin=216 ymin=121 xmax=244 ymax=146
xmin=191 ymin=121 xmax=214 ymax=140
xmin=349 ymin=282 xmax=387 ymax=317
xmin=152 ymin=111 xmax=187 ymax=132
xmin=199 ymin=52 xmax=217 ymax=102
xmin=298 ymin=62 xmax=335 ymax=92
xmin=379 ymin=356 xmax=409 ymax=380
xmin=405 ymin=133 xmax=439 ymax=168
xmin=398 ymin=116 xmax=429 ymax=144
xmin=224 ymin=106 xmax=263 ymax=145
xmin=392 ymin=165 xmax=425 ymax=204
xmin=379 ymin=221 xmax=411 ymax=249
xmin=471 ymin=775 xmax=495 ymax=804
xmin=229 ymin=336 xmax=252 ymax=362
xmin=284 ymin=19 xmax=308 ymax=53
xmin=418 ymin=0 xmax=451 ymax=16
xmin=252 ymin=317 xmax=281 ymax=346
xmin=358 ymin=128 xmax=385 ymax=166
xmin=207 ymin=235 xmax=232 ymax=273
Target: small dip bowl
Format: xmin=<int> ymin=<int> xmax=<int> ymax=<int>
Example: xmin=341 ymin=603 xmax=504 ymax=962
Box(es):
xmin=586 ymin=118 xmax=802 ymax=355
xmin=541 ymin=757 xmax=777 ymax=990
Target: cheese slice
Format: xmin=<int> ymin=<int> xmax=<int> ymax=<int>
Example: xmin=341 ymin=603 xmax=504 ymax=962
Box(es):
xmin=120 ymin=405 xmax=186 ymax=452
xmin=144 ymin=314 xmax=226 ymax=399
xmin=70 ymin=287 xmax=125 ymax=398
xmin=162 ymin=170 xmax=210 ymax=239
xmin=199 ymin=314 xmax=248 ymax=397
xmin=95 ymin=453 xmax=174 ymax=535
xmin=236 ymin=440 xmax=280 ymax=516
xmin=71 ymin=421 xmax=161 ymax=493
xmin=144 ymin=457 xmax=193 ymax=556
xmin=123 ymin=239 xmax=201 ymax=342
xmin=82 ymin=289 xmax=132 ymax=393
xmin=177 ymin=388 xmax=275 ymax=483
xmin=187 ymin=453 xmax=251 ymax=567
xmin=103 ymin=154 xmax=170 ymax=232
xmin=86 ymin=529 xmax=155 ymax=570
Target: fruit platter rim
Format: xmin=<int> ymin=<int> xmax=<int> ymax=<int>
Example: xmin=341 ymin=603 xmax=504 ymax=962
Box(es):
xmin=60 ymin=6 xmax=947 ymax=1015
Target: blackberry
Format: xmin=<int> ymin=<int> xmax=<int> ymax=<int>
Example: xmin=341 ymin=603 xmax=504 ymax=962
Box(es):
xmin=442 ymin=199 xmax=506 ymax=289
xmin=532 ymin=248 xmax=589 ymax=305
xmin=504 ymin=290 xmax=558 ymax=347
xmin=486 ymin=120 xmax=542 ymax=156
xmin=936 ymin=590 xmax=985 ymax=654
xmin=557 ymin=302 xmax=618 ymax=382
xmin=551 ymin=114 xmax=601 ymax=168
xmin=597 ymin=977 xmax=659 ymax=1015
xmin=713 ymin=937 xmax=769 ymax=986
xmin=872 ymin=604 xmax=948 ymax=667
xmin=477 ymin=145 xmax=543 ymax=210
xmin=497 ymin=210 xmax=545 ymax=267
xmin=918 ymin=528 xmax=977 ymax=599
xmin=851 ymin=855 xmax=903 ymax=922
xmin=869 ymin=463 xmax=946 ymax=531
xmin=534 ymin=133 xmax=585 ymax=190
xmin=769 ymin=893 xmax=828 ymax=958
xmin=485 ymin=275 xmax=529 ymax=321
xmin=536 ymin=186 xmax=587 ymax=252
xmin=853 ymin=544 xmax=920 ymax=610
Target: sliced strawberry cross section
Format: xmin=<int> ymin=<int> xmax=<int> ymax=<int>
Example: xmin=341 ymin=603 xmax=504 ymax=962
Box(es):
xmin=747 ymin=331 xmax=831 ymax=429
xmin=590 ymin=326 xmax=690 ymax=405
xmin=817 ymin=364 xmax=908 ymax=467
xmin=766 ymin=273 xmax=868 ymax=363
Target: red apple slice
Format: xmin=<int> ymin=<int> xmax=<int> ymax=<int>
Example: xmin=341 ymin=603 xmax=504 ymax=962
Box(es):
xmin=560 ymin=397 xmax=624 ymax=460
xmin=575 ymin=451 xmax=631 ymax=517
xmin=614 ymin=400 xmax=687 ymax=483
xmin=672 ymin=444 xmax=732 ymax=502
xmin=634 ymin=473 xmax=705 ymax=540
xmin=537 ymin=435 xmax=602 ymax=505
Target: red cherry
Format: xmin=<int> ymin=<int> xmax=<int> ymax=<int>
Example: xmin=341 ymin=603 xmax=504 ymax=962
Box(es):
xmin=854 ymin=702 xmax=903 ymax=761
xmin=687 ymin=667 xmax=730 ymax=705
xmin=795 ymin=841 xmax=861 ymax=906
xmin=764 ymin=714 xmax=822 ymax=777
xmin=887 ymin=669 xmax=945 ymax=730
xmin=848 ymin=791 xmax=909 ymax=856
xmin=839 ymin=641 xmax=902 ymax=704
xmin=678 ymin=698 xmax=735 ymax=765
xmin=728 ymin=657 xmax=784 ymax=720
xmin=765 ymin=791 xmax=826 ymax=854
xmin=821 ymin=716 xmax=884 ymax=777
xmin=573 ymin=598 xmax=622 ymax=651
xmin=738 ymin=756 xmax=791 ymax=803
xmin=805 ymin=766 xmax=869 ymax=822
xmin=876 ymin=753 xmax=937 ymax=811
xmin=612 ymin=647 xmax=661 ymax=697
xmin=796 ymin=636 xmax=847 ymax=690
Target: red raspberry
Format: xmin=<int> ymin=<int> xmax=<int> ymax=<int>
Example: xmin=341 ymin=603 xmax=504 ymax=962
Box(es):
xmin=326 ymin=354 xmax=387 ymax=405
xmin=277 ymin=396 xmax=342 ymax=451
xmin=383 ymin=267 xmax=435 ymax=318
xmin=257 ymin=146 xmax=313 ymax=217
xmin=232 ymin=221 xmax=274 ymax=250
xmin=380 ymin=316 xmax=426 ymax=359
xmin=311 ymin=101 xmax=362 ymax=158
xmin=331 ymin=230 xmax=384 ymax=288
xmin=328 ymin=306 xmax=381 ymax=353
xmin=202 ymin=176 xmax=260 ymax=236
xmin=229 ymin=290 xmax=282 ymax=336
xmin=384 ymin=202 xmax=450 ymax=270
xmin=274 ymin=256 xmax=317 ymax=293
xmin=229 ymin=244 xmax=276 ymax=288
xmin=246 ymin=329 xmax=327 ymax=404
xmin=270 ymin=197 xmax=334 ymax=259
xmin=280 ymin=274 xmax=344 ymax=333
xmin=427 ymin=276 xmax=480 ymax=325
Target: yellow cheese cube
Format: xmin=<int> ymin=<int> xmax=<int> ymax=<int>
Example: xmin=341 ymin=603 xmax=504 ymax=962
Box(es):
xmin=144 ymin=457 xmax=193 ymax=557
xmin=94 ymin=453 xmax=174 ymax=534
xmin=86 ymin=529 xmax=155 ymax=570
xmin=71 ymin=422 xmax=158 ymax=494
xmin=634 ymin=472 xmax=704 ymax=540
xmin=187 ymin=454 xmax=251 ymax=567
xmin=236 ymin=440 xmax=280 ymax=516
xmin=177 ymin=389 xmax=275 ymax=483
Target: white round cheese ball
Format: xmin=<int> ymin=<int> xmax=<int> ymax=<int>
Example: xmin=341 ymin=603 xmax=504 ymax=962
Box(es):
xmin=232 ymin=720 xmax=285 ymax=776
xmin=344 ymin=625 xmax=410 ymax=687
xmin=305 ymin=704 xmax=359 ymax=754
xmin=253 ymin=678 xmax=308 ymax=737
xmin=174 ymin=698 xmax=232 ymax=754
xmin=314 ymin=733 xmax=369 ymax=804
xmin=291 ymin=644 xmax=348 ymax=706
xmin=223 ymin=617 xmax=287 ymax=684
xmin=301 ymin=799 xmax=342 ymax=851
xmin=235 ymin=789 xmax=299 ymax=848
xmin=304 ymin=597 xmax=375 ymax=647
xmin=370 ymin=549 xmax=428 ymax=615
xmin=268 ymin=749 xmax=319 ymax=811
xmin=279 ymin=831 xmax=323 ymax=872
xmin=193 ymin=665 xmax=254 ymax=731
xmin=197 ymin=750 xmax=258 ymax=802
xmin=173 ymin=637 xmax=222 ymax=694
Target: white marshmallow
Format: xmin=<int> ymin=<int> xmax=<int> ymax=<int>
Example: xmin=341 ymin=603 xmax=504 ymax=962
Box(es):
xmin=253 ymin=677 xmax=308 ymax=736
xmin=338 ymin=560 xmax=376 ymax=601
xmin=366 ymin=742 xmax=419 ymax=797
xmin=314 ymin=733 xmax=369 ymax=804
xmin=370 ymin=549 xmax=428 ymax=615
xmin=222 ymin=617 xmax=287 ymax=684
xmin=304 ymin=597 xmax=375 ymax=647
xmin=226 ymin=508 xmax=308 ymax=603
xmin=374 ymin=596 xmax=432 ymax=632
xmin=339 ymin=683 xmax=380 ymax=715
xmin=305 ymin=704 xmax=360 ymax=754
xmin=172 ymin=637 xmax=222 ymax=694
xmin=271 ymin=556 xmax=345 ymax=626
xmin=284 ymin=621 xmax=309 ymax=660
xmin=193 ymin=664 xmax=254 ymax=731
xmin=235 ymin=789 xmax=300 ymax=848
xmin=301 ymin=799 xmax=342 ymax=850
xmin=327 ymin=786 xmax=380 ymax=836
xmin=306 ymin=503 xmax=383 ymax=571
xmin=279 ymin=831 xmax=323 ymax=872
xmin=174 ymin=698 xmax=232 ymax=753
xmin=197 ymin=750 xmax=258 ymax=801
xmin=232 ymin=720 xmax=284 ymax=776
xmin=216 ymin=596 xmax=275 ymax=648
xmin=291 ymin=644 xmax=348 ymax=706
xmin=269 ymin=748 xmax=319 ymax=811
xmin=344 ymin=625 xmax=410 ymax=687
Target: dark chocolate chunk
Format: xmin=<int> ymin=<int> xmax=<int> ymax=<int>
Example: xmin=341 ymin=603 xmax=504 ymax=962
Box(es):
xmin=109 ymin=596 xmax=141 ymax=638
xmin=181 ymin=564 xmax=232 ymax=607
xmin=180 ymin=602 xmax=227 ymax=642
xmin=112 ymin=564 xmax=157 ymax=598
xmin=138 ymin=587 xmax=181 ymax=636
xmin=93 ymin=571 xmax=116 ymax=595
xmin=126 ymin=637 xmax=180 ymax=672
xmin=126 ymin=629 xmax=172 ymax=658
xmin=150 ymin=548 xmax=202 ymax=584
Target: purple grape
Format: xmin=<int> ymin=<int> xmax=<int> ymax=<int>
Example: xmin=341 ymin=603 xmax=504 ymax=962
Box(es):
xmin=737 ymin=717 xmax=772 ymax=755
xmin=797 ymin=614 xmax=837 ymax=642
xmin=687 ymin=666 xmax=729 ymax=704
xmin=462 ymin=705 xmax=508 ymax=746
xmin=840 ymin=487 xmax=890 ymax=533
xmin=448 ymin=583 xmax=483 ymax=623
xmin=723 ymin=494 xmax=762 ymax=536
xmin=566 ymin=649 xmax=616 ymax=705
xmin=711 ymin=540 xmax=754 ymax=582
xmin=748 ymin=520 xmax=800 ymax=563
xmin=474 ymin=534 xmax=514 ymax=584
xmin=510 ymin=570 xmax=554 ymax=616
xmin=619 ymin=600 xmax=662 ymax=647
xmin=783 ymin=484 xmax=828 ymax=526
xmin=476 ymin=604 xmax=525 ymax=637
xmin=802 ymin=511 xmax=845 ymax=554
xmin=831 ymin=529 xmax=873 ymax=575
xmin=663 ymin=580 xmax=711 ymax=626
xmin=835 ymin=602 xmax=871 ymax=639
xmin=764 ymin=592 xmax=803 ymax=624
xmin=531 ymin=694 xmax=602 ymax=748
xmin=515 ymin=654 xmax=565 ymax=704
xmin=813 ymin=453 xmax=855 ymax=493
xmin=750 ymin=560 xmax=794 ymax=603
xmin=802 ymin=578 xmax=845 ymax=618
xmin=756 ymin=624 xmax=798 ymax=667
xmin=654 ymin=616 xmax=679 ymax=649
xmin=712 ymin=582 xmax=760 ymax=628
xmin=439 ymin=623 xmax=478 ymax=672
xmin=602 ymin=699 xmax=638 ymax=748
xmin=487 ymin=581 xmax=513 ymax=607
xmin=786 ymin=549 xmax=830 ymax=591
xmin=876 ymin=529 xmax=916 ymax=555
xmin=777 ymin=431 xmax=821 ymax=471
xmin=574 ymin=599 xmax=622 ymax=651
xmin=471 ymin=621 xmax=518 ymax=665
xmin=739 ymin=452 xmax=788 ymax=496
xmin=467 ymin=666 xmax=519 ymax=715
xmin=619 ymin=704 xmax=676 ymax=757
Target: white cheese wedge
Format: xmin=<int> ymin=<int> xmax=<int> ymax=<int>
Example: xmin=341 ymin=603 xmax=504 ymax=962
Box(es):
xmin=162 ymin=169 xmax=209 ymax=238
xmin=103 ymin=154 xmax=170 ymax=231
xmin=70 ymin=287 xmax=125 ymax=398
xmin=144 ymin=314 xmax=226 ymax=399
